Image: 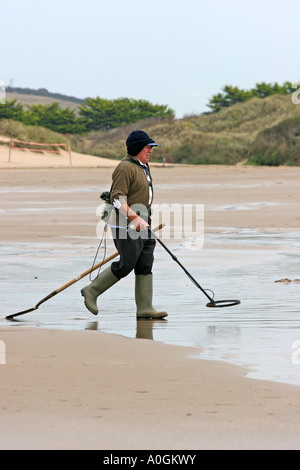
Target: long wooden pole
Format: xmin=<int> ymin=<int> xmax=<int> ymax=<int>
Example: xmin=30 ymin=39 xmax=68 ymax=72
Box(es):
xmin=6 ymin=224 xmax=164 ymax=320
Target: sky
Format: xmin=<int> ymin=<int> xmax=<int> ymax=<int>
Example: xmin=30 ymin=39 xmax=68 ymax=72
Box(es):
xmin=1 ymin=0 xmax=299 ymax=118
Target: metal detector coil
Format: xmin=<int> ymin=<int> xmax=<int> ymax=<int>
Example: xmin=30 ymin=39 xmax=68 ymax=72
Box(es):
xmin=206 ymin=299 xmax=241 ymax=308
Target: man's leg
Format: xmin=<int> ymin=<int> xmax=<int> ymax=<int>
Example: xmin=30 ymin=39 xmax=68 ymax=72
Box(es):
xmin=111 ymin=233 xmax=145 ymax=279
xmin=134 ymin=238 xmax=168 ymax=319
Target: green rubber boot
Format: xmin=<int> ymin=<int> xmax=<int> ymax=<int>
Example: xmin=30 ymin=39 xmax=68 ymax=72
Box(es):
xmin=135 ymin=274 xmax=168 ymax=319
xmin=81 ymin=266 xmax=119 ymax=315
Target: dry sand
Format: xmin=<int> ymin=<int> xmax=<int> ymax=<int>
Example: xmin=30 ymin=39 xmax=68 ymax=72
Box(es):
xmin=1 ymin=143 xmax=300 ymax=450
xmin=0 ymin=140 xmax=118 ymax=169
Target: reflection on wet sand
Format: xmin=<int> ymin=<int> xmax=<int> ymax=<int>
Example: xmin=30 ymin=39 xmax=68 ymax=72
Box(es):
xmin=85 ymin=318 xmax=168 ymax=341
xmin=136 ymin=319 xmax=168 ymax=340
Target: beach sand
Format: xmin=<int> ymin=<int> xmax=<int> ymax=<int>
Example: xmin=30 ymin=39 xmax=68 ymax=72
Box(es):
xmin=1 ymin=143 xmax=300 ymax=450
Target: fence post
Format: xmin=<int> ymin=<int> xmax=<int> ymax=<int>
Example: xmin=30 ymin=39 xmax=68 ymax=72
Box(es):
xmin=68 ymin=140 xmax=72 ymax=166
xmin=8 ymin=138 xmax=12 ymax=163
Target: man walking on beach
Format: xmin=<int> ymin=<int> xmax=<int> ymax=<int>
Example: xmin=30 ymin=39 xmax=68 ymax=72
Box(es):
xmin=81 ymin=130 xmax=168 ymax=319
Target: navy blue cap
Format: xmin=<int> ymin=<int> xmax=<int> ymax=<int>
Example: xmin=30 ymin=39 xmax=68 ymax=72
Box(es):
xmin=126 ymin=130 xmax=158 ymax=156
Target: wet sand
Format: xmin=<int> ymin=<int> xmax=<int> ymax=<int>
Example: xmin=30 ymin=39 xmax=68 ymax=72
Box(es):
xmin=1 ymin=146 xmax=300 ymax=449
xmin=1 ymin=327 xmax=300 ymax=450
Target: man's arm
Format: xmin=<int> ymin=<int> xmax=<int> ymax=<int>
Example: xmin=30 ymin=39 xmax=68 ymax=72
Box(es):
xmin=111 ymin=162 xmax=149 ymax=231
xmin=117 ymin=202 xmax=149 ymax=231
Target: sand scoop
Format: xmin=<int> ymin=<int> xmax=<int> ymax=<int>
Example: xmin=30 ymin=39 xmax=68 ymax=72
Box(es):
xmin=5 ymin=251 xmax=120 ymax=320
xmin=5 ymin=224 xmax=165 ymax=320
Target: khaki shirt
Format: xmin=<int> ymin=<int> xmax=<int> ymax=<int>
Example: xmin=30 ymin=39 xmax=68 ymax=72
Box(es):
xmin=110 ymin=155 xmax=153 ymax=212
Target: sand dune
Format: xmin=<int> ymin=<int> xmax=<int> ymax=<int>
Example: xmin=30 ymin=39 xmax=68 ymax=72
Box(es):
xmin=0 ymin=137 xmax=118 ymax=168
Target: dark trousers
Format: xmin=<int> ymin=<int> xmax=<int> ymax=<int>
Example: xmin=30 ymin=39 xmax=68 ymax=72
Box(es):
xmin=111 ymin=227 xmax=156 ymax=279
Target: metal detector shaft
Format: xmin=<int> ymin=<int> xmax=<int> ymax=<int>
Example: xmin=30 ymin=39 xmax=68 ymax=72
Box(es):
xmin=150 ymin=229 xmax=214 ymax=303
xmin=5 ymin=223 xmax=165 ymax=320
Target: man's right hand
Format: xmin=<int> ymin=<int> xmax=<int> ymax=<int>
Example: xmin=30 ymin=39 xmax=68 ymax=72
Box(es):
xmin=131 ymin=216 xmax=149 ymax=231
xmin=119 ymin=202 xmax=149 ymax=231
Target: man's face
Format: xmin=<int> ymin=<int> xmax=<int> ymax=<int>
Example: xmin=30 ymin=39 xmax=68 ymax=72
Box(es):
xmin=136 ymin=144 xmax=153 ymax=164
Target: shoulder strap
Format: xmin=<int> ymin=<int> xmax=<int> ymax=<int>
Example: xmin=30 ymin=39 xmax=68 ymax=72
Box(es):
xmin=124 ymin=155 xmax=150 ymax=172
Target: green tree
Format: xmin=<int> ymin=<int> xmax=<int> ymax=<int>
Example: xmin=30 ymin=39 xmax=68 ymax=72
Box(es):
xmin=23 ymin=102 xmax=86 ymax=134
xmin=0 ymin=100 xmax=24 ymax=120
xmin=251 ymin=81 xmax=293 ymax=98
xmin=207 ymin=81 xmax=295 ymax=113
xmin=79 ymin=97 xmax=174 ymax=131
xmin=207 ymin=85 xmax=253 ymax=112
